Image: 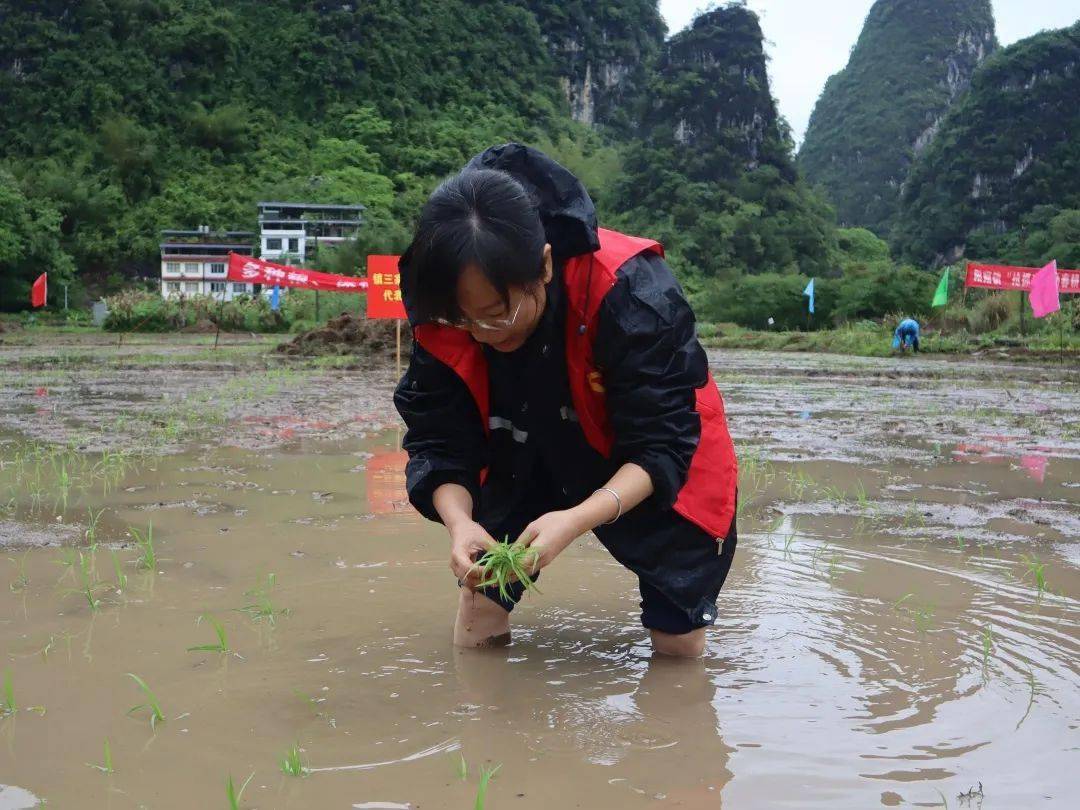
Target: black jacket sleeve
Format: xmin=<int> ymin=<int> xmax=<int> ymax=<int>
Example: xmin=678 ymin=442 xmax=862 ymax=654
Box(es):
xmin=393 ymin=342 xmax=486 ymax=523
xmin=592 ymin=252 xmax=708 ymax=508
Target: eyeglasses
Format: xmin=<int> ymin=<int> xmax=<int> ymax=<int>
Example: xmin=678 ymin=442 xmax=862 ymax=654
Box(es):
xmin=434 ymin=295 xmax=525 ymax=332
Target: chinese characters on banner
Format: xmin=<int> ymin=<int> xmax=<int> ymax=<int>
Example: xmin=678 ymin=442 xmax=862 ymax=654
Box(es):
xmin=965 ymin=262 xmax=1080 ymax=293
xmin=227 ymin=252 xmax=369 ymax=291
xmin=366 ymin=255 xmax=407 ymax=319
xmin=365 ymin=450 xmax=411 ymax=515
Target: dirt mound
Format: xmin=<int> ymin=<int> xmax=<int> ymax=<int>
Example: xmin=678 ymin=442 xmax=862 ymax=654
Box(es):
xmin=277 ymin=312 xmax=412 ymax=356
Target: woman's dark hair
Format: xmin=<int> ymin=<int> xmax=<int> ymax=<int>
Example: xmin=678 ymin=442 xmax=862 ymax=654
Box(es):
xmin=407 ymin=168 xmax=547 ymax=324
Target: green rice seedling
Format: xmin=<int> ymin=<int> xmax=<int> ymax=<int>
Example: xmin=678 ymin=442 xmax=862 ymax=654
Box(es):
xmin=188 ymin=615 xmax=229 ymax=654
xmin=239 ymin=574 xmax=290 ymax=626
xmin=913 ymin=604 xmax=935 ymax=633
xmin=279 ymin=742 xmax=305 ymax=776
xmin=853 ymin=480 xmax=871 ymax=512
xmin=474 ymin=540 xmax=539 ymax=603
xmin=8 ymin=552 xmax=30 ymax=592
xmin=131 ymin=522 xmax=156 ymax=571
xmin=55 ymin=458 xmax=72 ymax=511
xmin=126 ymin=673 xmax=164 ymax=730
xmin=821 ymin=484 xmax=847 ymax=504
xmin=72 ymin=551 xmax=106 ymax=612
xmin=785 ymin=469 xmax=815 ymax=500
xmin=226 ymin=771 xmax=254 ymax=810
xmin=474 ymin=763 xmax=501 ymax=810
xmin=1019 ymin=554 xmax=1048 ymax=598
xmin=2 ymin=669 xmax=16 ymax=716
xmin=110 ymin=550 xmax=128 ymax=592
xmin=902 ymin=498 xmax=925 ymax=529
xmin=456 ymin=753 xmax=468 ymax=781
xmin=87 ymin=738 xmax=114 ymax=773
xmin=85 ymin=508 xmax=105 ymax=551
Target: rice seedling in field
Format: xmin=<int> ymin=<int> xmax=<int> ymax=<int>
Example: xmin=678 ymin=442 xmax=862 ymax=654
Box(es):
xmin=456 ymin=753 xmax=468 ymax=781
xmin=1019 ymin=554 xmax=1048 ymax=598
xmin=226 ymin=772 xmax=254 ymax=810
xmin=2 ymin=669 xmax=16 ymax=716
xmin=110 ymin=550 xmax=128 ymax=592
xmin=131 ymin=522 xmax=156 ymax=571
xmin=187 ymin=615 xmax=230 ymax=654
xmin=126 ymin=673 xmax=164 ymax=730
xmin=54 ymin=457 xmax=72 ymax=511
xmin=239 ymin=573 xmax=290 ymax=626
xmin=0 ymin=669 xmax=42 ymax=717
xmin=279 ymin=742 xmax=305 ymax=776
xmin=87 ymin=739 xmax=114 ymax=773
xmin=473 ymin=540 xmax=539 ymax=603
xmin=913 ymin=605 xmax=935 ymax=633
xmin=853 ymin=479 xmax=871 ymax=512
xmin=8 ymin=552 xmax=30 ymax=592
xmin=785 ymin=468 xmax=815 ymax=500
xmin=85 ymin=507 xmax=105 ymax=550
xmin=474 ymin=763 xmax=501 ymax=810
xmin=71 ymin=551 xmax=106 ymax=612
xmin=902 ymin=498 xmax=926 ymax=529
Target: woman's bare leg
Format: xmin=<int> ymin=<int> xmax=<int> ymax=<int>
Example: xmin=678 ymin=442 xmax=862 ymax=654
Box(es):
xmin=650 ymin=627 xmax=706 ymax=658
xmin=454 ymin=588 xmax=511 ymax=647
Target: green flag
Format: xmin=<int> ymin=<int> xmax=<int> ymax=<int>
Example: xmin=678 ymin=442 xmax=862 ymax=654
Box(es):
xmin=931 ymin=268 xmax=949 ymax=307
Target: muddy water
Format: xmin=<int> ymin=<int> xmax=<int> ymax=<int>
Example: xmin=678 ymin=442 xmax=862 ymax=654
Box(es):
xmin=0 ymin=350 xmax=1078 ymax=808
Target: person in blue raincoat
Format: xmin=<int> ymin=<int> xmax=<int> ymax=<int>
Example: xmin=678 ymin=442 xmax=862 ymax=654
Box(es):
xmin=892 ymin=318 xmax=920 ymax=352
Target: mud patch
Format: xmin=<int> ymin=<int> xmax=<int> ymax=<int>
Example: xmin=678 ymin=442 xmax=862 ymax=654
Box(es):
xmin=277 ymin=313 xmax=411 ymax=357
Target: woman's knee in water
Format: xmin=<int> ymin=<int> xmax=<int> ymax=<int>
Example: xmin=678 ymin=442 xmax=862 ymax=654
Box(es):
xmin=650 ymin=627 xmax=706 ymax=658
xmin=455 ymin=588 xmax=512 ymax=648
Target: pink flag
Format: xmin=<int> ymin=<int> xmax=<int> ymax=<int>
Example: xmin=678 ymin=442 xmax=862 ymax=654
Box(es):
xmin=1029 ymin=260 xmax=1060 ymax=318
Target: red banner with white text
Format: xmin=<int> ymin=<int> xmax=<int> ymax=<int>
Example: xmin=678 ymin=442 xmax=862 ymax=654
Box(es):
xmin=227 ymin=252 xmax=369 ymax=292
xmin=965 ymin=262 xmax=1080 ymax=294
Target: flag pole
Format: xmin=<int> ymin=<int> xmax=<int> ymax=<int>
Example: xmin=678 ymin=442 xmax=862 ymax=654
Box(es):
xmin=213 ymin=283 xmax=227 ymax=350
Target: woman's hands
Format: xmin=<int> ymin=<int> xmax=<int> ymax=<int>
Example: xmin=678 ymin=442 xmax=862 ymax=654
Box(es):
xmin=517 ymin=509 xmax=587 ymax=574
xmin=448 ymin=518 xmax=497 ymax=589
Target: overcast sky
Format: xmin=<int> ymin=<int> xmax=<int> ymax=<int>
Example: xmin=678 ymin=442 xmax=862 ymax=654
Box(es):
xmin=657 ymin=0 xmax=1080 ymax=147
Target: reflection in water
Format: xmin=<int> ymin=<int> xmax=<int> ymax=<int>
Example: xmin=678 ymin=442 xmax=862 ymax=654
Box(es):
xmin=452 ymin=643 xmax=732 ymax=803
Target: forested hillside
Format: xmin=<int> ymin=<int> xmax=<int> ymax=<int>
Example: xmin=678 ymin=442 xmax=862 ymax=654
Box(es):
xmin=799 ymin=0 xmax=997 ymax=236
xmin=892 ymin=22 xmax=1080 ymax=268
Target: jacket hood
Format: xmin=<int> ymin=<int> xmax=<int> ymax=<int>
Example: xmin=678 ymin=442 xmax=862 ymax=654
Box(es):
xmin=464 ymin=142 xmax=600 ymax=258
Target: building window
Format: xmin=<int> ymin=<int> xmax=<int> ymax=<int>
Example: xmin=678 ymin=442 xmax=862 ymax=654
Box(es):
xmin=184 ymin=263 xmax=199 ymax=274
xmin=232 ymin=283 xmax=247 ymax=293
xmin=184 ymin=282 xmax=199 ymax=294
xmin=209 ymin=262 xmax=225 ymax=274
xmin=166 ymin=262 xmax=180 ymax=273
xmin=166 ymin=282 xmax=181 ymax=294
xmin=266 ymin=238 xmax=282 ymax=251
xmin=288 ymin=238 xmax=299 ymax=253
xmin=209 ymin=281 xmax=226 ymax=293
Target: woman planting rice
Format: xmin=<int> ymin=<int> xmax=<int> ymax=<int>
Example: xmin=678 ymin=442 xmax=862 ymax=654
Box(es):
xmin=394 ymin=143 xmax=738 ymax=658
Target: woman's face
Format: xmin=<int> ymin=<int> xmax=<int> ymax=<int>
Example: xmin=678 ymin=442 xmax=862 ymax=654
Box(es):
xmin=454 ymin=243 xmax=553 ymax=353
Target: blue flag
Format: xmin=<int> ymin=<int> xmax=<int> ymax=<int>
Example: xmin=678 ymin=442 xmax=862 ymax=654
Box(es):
xmin=270 ymin=285 xmax=281 ymax=311
xmin=803 ymin=278 xmax=815 ymax=314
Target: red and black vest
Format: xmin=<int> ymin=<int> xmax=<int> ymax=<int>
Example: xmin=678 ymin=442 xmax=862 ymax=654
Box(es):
xmin=414 ymin=227 xmax=738 ymax=541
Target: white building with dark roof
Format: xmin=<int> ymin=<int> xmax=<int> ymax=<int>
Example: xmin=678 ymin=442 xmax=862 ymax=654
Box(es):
xmin=159 ymin=227 xmax=255 ymax=300
xmin=257 ymin=201 xmax=364 ymax=264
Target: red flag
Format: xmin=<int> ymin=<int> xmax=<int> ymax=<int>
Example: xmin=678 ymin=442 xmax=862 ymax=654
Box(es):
xmin=30 ymin=273 xmax=47 ymax=308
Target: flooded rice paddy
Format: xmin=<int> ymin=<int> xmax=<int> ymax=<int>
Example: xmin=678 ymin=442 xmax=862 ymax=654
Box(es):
xmin=0 ymin=336 xmax=1077 ymax=808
